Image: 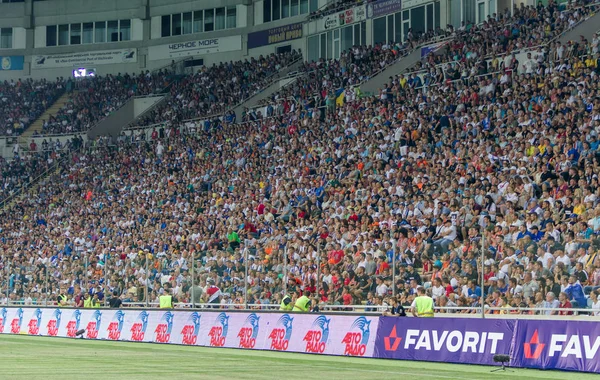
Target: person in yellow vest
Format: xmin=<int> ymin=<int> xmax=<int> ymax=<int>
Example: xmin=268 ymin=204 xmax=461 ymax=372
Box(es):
xmin=83 ymin=293 xmax=100 ymax=308
xmin=83 ymin=293 xmax=93 ymax=308
xmin=159 ymin=288 xmax=174 ymax=309
xmin=280 ymin=294 xmax=293 ymax=311
xmin=57 ymin=291 xmax=69 ymax=307
xmin=292 ymin=291 xmax=311 ymax=312
xmin=411 ymin=287 xmax=434 ymax=317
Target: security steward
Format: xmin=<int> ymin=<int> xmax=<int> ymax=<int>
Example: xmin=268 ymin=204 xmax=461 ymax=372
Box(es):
xmin=83 ymin=293 xmax=93 ymax=308
xmin=292 ymin=291 xmax=311 ymax=312
xmin=411 ymin=286 xmax=434 ymax=317
xmin=58 ymin=289 xmax=69 ymax=307
xmin=159 ymin=288 xmax=174 ymax=309
xmin=280 ymin=294 xmax=293 ymax=311
xmin=83 ymin=293 xmax=101 ymax=308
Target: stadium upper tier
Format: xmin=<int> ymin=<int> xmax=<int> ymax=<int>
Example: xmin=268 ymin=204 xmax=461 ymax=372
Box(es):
xmin=0 ymin=79 xmax=66 ymax=137
xmin=1 ymin=2 xmax=600 ymax=315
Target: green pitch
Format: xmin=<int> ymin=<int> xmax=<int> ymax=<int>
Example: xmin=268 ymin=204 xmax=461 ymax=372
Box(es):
xmin=0 ymin=335 xmax=591 ymax=380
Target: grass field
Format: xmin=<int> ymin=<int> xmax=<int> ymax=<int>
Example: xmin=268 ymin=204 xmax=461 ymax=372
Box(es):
xmin=0 ymin=335 xmax=590 ymax=380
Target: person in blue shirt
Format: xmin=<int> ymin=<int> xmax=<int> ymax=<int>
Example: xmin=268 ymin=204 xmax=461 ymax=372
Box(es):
xmin=467 ymin=279 xmax=481 ymax=299
xmin=529 ymin=225 xmax=544 ymax=242
xmin=564 ymin=275 xmax=587 ymax=308
xmin=516 ymin=224 xmax=533 ymax=241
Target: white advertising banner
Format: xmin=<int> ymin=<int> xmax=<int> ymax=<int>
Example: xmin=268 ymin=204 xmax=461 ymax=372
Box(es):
xmin=318 ymin=5 xmax=367 ymax=31
xmin=148 ymin=35 xmax=242 ymax=61
xmin=32 ymin=49 xmax=137 ymax=69
xmin=0 ymin=307 xmax=378 ymax=357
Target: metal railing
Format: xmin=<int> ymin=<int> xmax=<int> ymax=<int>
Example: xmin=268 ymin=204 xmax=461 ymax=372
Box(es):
xmin=3 ymin=299 xmax=598 ymax=320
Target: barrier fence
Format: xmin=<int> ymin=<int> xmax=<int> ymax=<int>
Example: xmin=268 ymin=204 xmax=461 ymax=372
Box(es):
xmin=1 ymin=307 xmax=599 ymax=373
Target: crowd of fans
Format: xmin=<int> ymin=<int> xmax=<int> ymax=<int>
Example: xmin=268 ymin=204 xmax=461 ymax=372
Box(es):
xmin=246 ymin=30 xmax=449 ymax=122
xmin=132 ymin=51 xmax=303 ymax=128
xmin=409 ymin=1 xmax=597 ymax=80
xmin=34 ymin=72 xmax=170 ymax=135
xmin=1 ymin=1 xmax=600 ymax=317
xmin=0 ymin=136 xmax=85 ymax=206
xmin=0 ymin=78 xmax=66 ymax=136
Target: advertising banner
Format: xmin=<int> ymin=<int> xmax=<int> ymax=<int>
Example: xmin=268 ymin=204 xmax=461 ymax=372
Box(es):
xmin=0 ymin=307 xmax=378 ymax=357
xmin=248 ymin=23 xmax=303 ymax=49
xmin=1 ymin=56 xmax=24 ymax=71
xmin=373 ymin=317 xmax=514 ymax=365
xmin=367 ymin=0 xmax=403 ymax=19
xmin=3 ymin=306 xmax=599 ymax=374
xmin=148 ymin=36 xmax=242 ymax=61
xmin=511 ymin=320 xmax=600 ymax=373
xmin=32 ymin=49 xmax=136 ymax=69
xmin=318 ymin=5 xmax=367 ymax=31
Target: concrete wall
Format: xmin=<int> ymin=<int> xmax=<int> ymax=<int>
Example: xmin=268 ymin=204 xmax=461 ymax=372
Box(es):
xmin=360 ymin=48 xmax=423 ymax=96
xmin=134 ymin=95 xmax=165 ymax=118
xmin=87 ymin=97 xmax=135 ymax=139
xmin=559 ymin=12 xmax=600 ymax=44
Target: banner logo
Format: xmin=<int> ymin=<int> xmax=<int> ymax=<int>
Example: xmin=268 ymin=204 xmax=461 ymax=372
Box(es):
xmin=86 ymin=310 xmax=102 ymax=339
xmin=11 ymin=308 xmax=23 ymax=334
xmin=524 ymin=330 xmax=545 ymax=359
xmin=107 ymin=310 xmax=125 ymax=341
xmin=27 ymin=308 xmax=43 ymax=335
xmin=0 ymin=308 xmax=7 ymax=333
xmin=66 ymin=310 xmax=82 ymax=337
xmin=209 ymin=313 xmax=229 ymax=347
xmin=238 ymin=313 xmax=260 ymax=349
xmin=47 ymin=309 xmax=62 ymax=336
xmin=304 ymin=316 xmax=330 ymax=353
xmin=130 ymin=311 xmax=149 ymax=342
xmin=383 ymin=325 xmax=401 ymax=351
xmin=269 ymin=314 xmax=293 ymax=351
xmin=155 ymin=311 xmax=174 ymax=343
xmin=342 ymin=317 xmax=371 ymax=356
xmin=181 ymin=312 xmax=201 ymax=345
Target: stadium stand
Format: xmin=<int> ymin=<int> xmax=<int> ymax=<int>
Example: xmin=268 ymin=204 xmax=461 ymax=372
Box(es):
xmin=132 ymin=51 xmax=303 ymax=128
xmin=0 ymin=78 xmax=66 ymax=136
xmin=1 ymin=0 xmax=600 ymax=318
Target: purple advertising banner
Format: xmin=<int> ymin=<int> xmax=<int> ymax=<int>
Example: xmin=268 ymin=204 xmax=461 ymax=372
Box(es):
xmin=367 ymin=0 xmax=402 ymax=19
xmin=373 ymin=317 xmax=514 ymax=365
xmin=511 ymin=320 xmax=600 ymax=373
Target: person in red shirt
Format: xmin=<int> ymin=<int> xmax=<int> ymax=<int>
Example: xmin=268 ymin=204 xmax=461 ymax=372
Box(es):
xmin=558 ymin=292 xmax=573 ymax=315
xmin=328 ymin=245 xmax=344 ymax=265
xmin=375 ymin=256 xmax=390 ymax=275
xmin=256 ymin=202 xmax=266 ymax=215
xmin=341 ymin=287 xmax=353 ymax=306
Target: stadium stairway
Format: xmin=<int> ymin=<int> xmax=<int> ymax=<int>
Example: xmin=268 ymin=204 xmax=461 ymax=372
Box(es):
xmin=359 ymin=48 xmax=423 ymax=96
xmin=18 ymin=90 xmax=73 ymax=143
xmin=559 ymin=11 xmax=600 ymax=44
xmin=231 ymin=58 xmax=303 ymax=117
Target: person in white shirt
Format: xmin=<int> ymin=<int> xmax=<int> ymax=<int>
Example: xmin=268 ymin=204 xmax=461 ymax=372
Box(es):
xmin=431 ymin=278 xmax=445 ymax=300
xmin=375 ymin=277 xmax=388 ymax=297
xmin=591 ymin=290 xmax=600 ymax=316
xmin=433 ymin=219 xmax=457 ymax=252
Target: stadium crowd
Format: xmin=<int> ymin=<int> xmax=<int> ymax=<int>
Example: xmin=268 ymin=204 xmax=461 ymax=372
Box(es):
xmin=407 ymin=0 xmax=598 ymax=81
xmin=132 ymin=51 xmax=303 ymax=128
xmin=34 ymin=71 xmax=170 ymax=135
xmin=0 ymin=78 xmax=66 ymax=136
xmin=246 ymin=30 xmax=450 ymax=122
xmin=1 ymin=1 xmax=600 ymax=317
